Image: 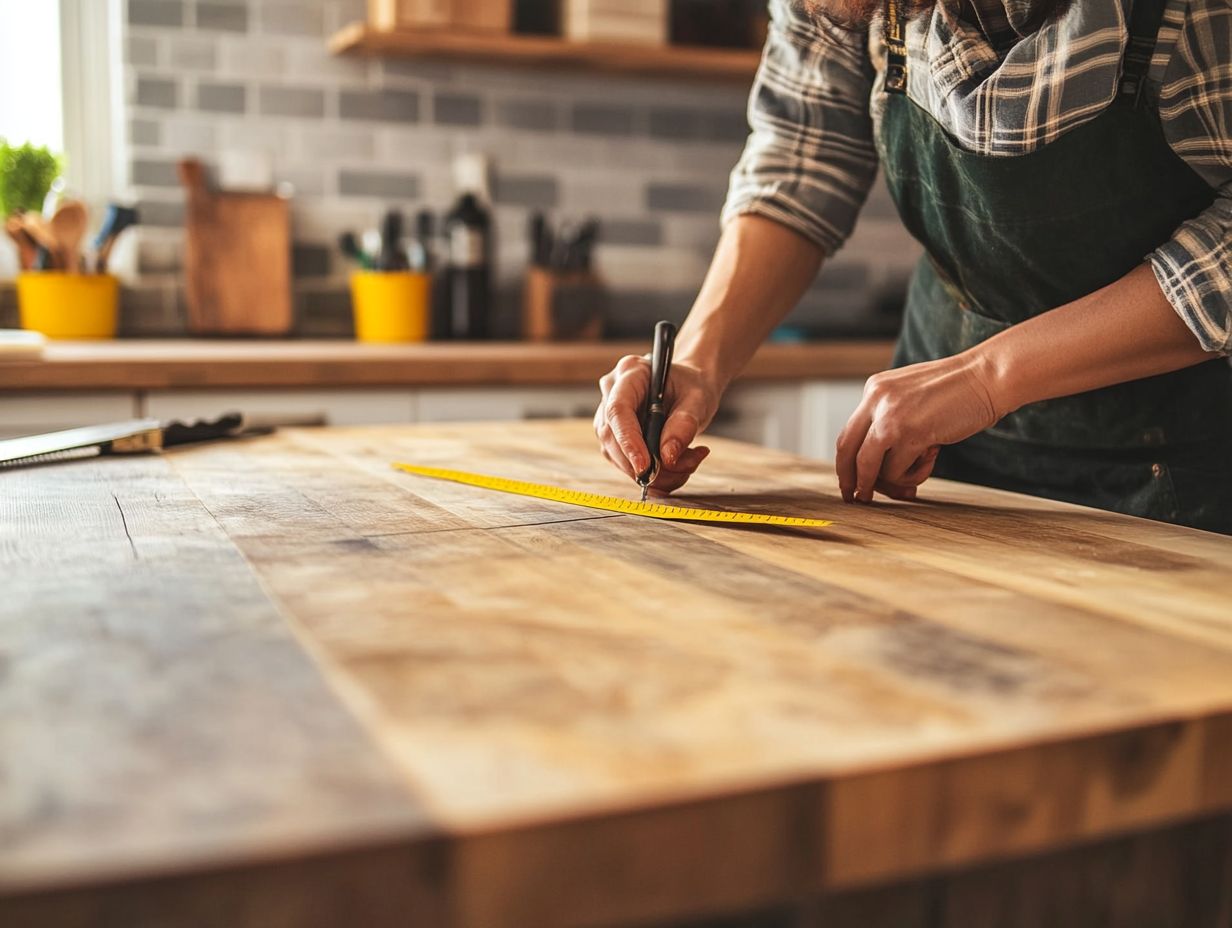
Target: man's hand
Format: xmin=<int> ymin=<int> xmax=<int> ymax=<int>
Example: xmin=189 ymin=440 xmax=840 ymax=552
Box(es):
xmin=593 ymin=355 xmax=720 ymax=493
xmin=836 ymin=353 xmax=1003 ymax=503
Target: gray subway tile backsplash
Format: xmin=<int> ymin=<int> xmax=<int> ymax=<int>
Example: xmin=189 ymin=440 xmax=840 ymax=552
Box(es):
xmin=134 ymin=76 xmax=178 ymax=109
xmin=130 ymin=118 xmax=162 ymax=147
xmin=113 ymin=3 xmax=916 ymax=338
xmin=131 ymin=158 xmax=184 ymax=188
xmin=339 ymin=89 xmax=420 ymax=123
xmin=646 ymin=183 xmax=724 ymax=214
xmin=433 ymin=93 xmax=483 ymax=127
xmin=260 ymin=2 xmax=326 ymax=37
xmin=126 ymin=36 xmax=160 ymax=68
xmin=495 ymin=99 xmax=559 ymax=132
xmin=168 ymin=37 xmax=218 ymax=70
xmin=601 ymin=219 xmax=664 ymax=247
xmin=259 ymin=86 xmax=327 ymax=119
xmin=136 ymin=199 xmax=187 ymax=228
xmin=292 ymin=244 xmax=333 ymax=279
xmin=704 ymin=110 xmax=750 ymax=142
xmin=647 ymin=108 xmax=702 ymax=140
xmin=129 ymin=0 xmax=185 ymax=28
xmin=571 ymin=103 xmax=636 ymax=136
xmin=338 ymin=169 xmax=421 ymax=199
xmin=196 ymin=81 xmax=247 ymax=113
xmin=493 ymin=175 xmax=559 ymax=208
xmin=195 ymin=2 xmax=249 ymax=33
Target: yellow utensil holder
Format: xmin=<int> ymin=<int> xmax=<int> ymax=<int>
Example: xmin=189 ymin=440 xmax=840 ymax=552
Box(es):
xmin=351 ymin=271 xmax=431 ymax=343
xmin=18 ymin=273 xmax=119 ymax=340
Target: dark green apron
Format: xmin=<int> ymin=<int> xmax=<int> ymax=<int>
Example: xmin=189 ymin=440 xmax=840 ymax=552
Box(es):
xmin=878 ymin=0 xmax=1232 ymax=534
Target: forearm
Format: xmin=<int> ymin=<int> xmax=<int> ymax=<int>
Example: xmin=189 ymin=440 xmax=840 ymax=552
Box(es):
xmin=972 ymin=263 xmax=1222 ymax=417
xmin=674 ymin=215 xmax=824 ymax=391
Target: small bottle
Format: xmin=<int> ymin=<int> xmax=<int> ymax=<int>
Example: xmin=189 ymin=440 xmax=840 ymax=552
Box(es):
xmin=442 ymin=192 xmax=492 ymax=340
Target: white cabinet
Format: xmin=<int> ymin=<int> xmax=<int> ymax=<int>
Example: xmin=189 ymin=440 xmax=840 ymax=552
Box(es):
xmin=143 ymin=389 xmax=417 ymax=426
xmin=0 ymin=393 xmax=139 ymax=439
xmin=416 ymin=386 xmax=600 ymax=423
xmin=800 ymin=381 xmax=867 ymax=462
xmin=0 ymin=380 xmax=867 ymax=456
xmin=707 ymin=384 xmax=804 ymax=452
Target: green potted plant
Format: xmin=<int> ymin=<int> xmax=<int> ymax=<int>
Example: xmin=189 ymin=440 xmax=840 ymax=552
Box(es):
xmin=0 ymin=140 xmax=62 ymax=218
xmin=2 ymin=140 xmax=120 ymax=339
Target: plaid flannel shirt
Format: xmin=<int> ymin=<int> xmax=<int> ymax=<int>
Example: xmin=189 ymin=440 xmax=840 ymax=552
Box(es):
xmin=724 ymin=0 xmax=1232 ymax=354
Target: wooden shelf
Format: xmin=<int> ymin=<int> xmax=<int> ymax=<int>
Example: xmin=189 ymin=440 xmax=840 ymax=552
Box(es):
xmin=0 ymin=340 xmax=895 ymax=391
xmin=328 ymin=22 xmax=760 ymax=82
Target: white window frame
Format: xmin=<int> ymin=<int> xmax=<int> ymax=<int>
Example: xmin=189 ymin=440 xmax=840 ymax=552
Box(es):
xmin=58 ymin=0 xmax=125 ymax=211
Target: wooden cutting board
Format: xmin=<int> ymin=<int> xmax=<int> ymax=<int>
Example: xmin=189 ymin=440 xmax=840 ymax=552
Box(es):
xmin=179 ymin=159 xmax=292 ymax=336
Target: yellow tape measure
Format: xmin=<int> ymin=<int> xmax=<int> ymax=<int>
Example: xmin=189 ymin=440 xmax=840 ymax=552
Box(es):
xmin=393 ymin=463 xmax=834 ymax=529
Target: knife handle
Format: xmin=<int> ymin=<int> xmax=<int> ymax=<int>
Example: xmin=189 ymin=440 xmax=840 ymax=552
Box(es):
xmin=161 ymin=412 xmax=245 ymax=447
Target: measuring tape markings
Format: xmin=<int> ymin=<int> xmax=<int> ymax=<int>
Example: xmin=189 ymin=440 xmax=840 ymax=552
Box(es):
xmin=393 ymin=463 xmax=834 ymax=529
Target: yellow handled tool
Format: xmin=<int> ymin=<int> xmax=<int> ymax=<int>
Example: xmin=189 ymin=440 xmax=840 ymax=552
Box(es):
xmin=394 ymin=463 xmax=834 ymax=529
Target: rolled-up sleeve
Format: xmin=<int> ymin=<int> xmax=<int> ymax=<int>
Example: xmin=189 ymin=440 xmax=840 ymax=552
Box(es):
xmin=722 ymin=0 xmax=879 ymax=256
xmin=1150 ymin=185 xmax=1232 ymax=356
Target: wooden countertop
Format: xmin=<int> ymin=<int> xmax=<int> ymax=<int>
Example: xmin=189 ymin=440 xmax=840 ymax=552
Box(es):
xmin=5 ymin=421 xmax=1232 ymax=927
xmin=0 ymin=339 xmax=894 ymax=391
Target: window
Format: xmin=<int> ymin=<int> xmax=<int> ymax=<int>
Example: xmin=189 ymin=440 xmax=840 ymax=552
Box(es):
xmin=0 ymin=0 xmax=119 ymax=277
xmin=0 ymin=0 xmax=64 ymax=152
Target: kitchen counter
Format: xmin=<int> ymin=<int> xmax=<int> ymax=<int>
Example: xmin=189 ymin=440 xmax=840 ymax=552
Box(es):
xmin=4 ymin=421 xmax=1232 ymax=927
xmin=0 ymin=339 xmax=895 ymax=391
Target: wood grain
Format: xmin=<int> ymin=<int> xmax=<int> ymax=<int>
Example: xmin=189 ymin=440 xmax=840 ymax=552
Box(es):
xmin=5 ymin=420 xmax=1232 ymax=927
xmin=0 ymin=340 xmax=894 ymax=392
xmin=329 ymin=22 xmax=761 ymax=82
xmin=0 ymin=454 xmax=429 ymax=902
xmin=181 ymin=160 xmax=292 ymax=337
xmin=174 ymin=423 xmax=1232 ymax=923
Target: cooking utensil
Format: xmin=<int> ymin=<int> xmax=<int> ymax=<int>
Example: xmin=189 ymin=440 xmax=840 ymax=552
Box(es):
xmin=93 ymin=204 xmax=140 ymax=273
xmin=18 ymin=212 xmax=59 ymax=269
xmin=49 ymin=200 xmax=88 ymax=274
xmin=409 ymin=209 xmax=435 ymax=272
xmin=5 ymin=216 xmax=38 ymax=270
xmin=379 ymin=209 xmax=406 ymax=271
xmin=41 ymin=178 xmax=66 ymax=219
xmin=339 ymin=231 xmax=375 ymax=270
xmin=362 ymin=229 xmax=382 ymax=264
xmin=0 ymin=412 xmax=318 ymax=470
xmin=529 ymin=211 xmax=550 ymax=267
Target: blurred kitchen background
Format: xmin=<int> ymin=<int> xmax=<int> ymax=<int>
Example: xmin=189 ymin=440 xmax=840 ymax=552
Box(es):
xmin=0 ymin=0 xmax=919 ymax=339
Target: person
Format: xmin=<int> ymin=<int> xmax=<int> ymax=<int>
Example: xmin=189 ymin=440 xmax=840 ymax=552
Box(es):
xmin=593 ymin=0 xmax=1232 ymax=534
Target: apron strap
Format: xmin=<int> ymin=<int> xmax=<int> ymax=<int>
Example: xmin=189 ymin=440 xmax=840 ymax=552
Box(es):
xmin=882 ymin=1 xmax=1169 ymax=105
xmin=884 ymin=0 xmax=909 ymax=94
xmin=1120 ymin=0 xmax=1168 ymax=105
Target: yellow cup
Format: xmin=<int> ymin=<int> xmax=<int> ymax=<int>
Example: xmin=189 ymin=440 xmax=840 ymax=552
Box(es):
xmin=17 ymin=273 xmax=120 ymax=340
xmin=350 ymin=271 xmax=431 ymax=343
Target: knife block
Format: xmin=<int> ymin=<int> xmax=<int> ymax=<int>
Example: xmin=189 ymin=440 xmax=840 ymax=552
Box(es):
xmin=522 ymin=267 xmax=605 ymax=342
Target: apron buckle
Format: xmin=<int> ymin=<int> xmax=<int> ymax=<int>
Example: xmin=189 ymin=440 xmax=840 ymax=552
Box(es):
xmin=886 ymin=63 xmax=908 ymax=94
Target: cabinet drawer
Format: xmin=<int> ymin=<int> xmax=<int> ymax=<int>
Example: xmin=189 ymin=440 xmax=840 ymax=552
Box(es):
xmin=0 ymin=393 xmax=138 ymax=438
xmin=416 ymin=387 xmax=600 ymax=423
xmin=143 ymin=390 xmax=416 ymax=426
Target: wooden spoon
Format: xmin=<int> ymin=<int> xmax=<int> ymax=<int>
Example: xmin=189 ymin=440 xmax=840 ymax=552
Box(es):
xmin=18 ymin=212 xmax=60 ymax=268
xmin=50 ymin=200 xmax=89 ymax=274
xmin=4 ymin=216 xmax=38 ymax=270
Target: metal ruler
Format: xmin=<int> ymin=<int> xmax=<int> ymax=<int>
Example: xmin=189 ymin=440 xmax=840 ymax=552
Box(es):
xmin=394 ymin=463 xmax=834 ymax=529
